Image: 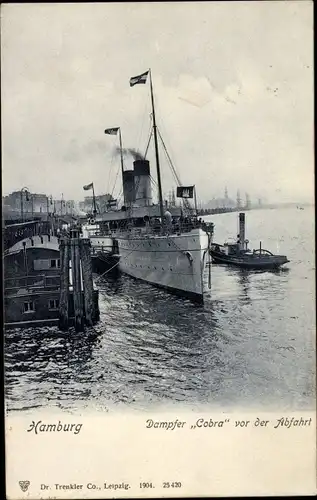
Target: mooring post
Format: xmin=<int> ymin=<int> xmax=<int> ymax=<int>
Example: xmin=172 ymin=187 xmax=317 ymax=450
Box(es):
xmin=71 ymin=228 xmax=84 ymax=332
xmin=59 ymin=238 xmax=70 ymax=330
xmin=80 ymin=239 xmax=94 ymax=326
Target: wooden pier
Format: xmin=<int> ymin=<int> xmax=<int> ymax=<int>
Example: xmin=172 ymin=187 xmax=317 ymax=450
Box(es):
xmin=59 ymin=229 xmax=100 ymax=332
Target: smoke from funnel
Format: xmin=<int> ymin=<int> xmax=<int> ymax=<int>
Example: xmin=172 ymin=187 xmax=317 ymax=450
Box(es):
xmin=115 ymin=147 xmax=145 ymax=161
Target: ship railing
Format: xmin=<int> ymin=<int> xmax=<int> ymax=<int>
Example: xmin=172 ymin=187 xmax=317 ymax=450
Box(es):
xmin=91 ymin=245 xmax=113 ymax=255
xmin=110 ymin=220 xmax=214 ymax=237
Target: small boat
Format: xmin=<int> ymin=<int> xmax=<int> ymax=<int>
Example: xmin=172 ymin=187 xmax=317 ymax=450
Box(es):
xmin=209 ymin=213 xmax=289 ymax=270
xmin=91 ymin=248 xmax=120 ymax=274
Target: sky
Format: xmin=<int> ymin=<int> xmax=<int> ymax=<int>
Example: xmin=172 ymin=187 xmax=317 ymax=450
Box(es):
xmin=1 ymin=1 xmax=314 ymax=205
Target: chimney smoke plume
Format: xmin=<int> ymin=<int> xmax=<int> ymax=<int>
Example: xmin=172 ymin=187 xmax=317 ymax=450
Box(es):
xmin=115 ymin=147 xmax=145 ymax=161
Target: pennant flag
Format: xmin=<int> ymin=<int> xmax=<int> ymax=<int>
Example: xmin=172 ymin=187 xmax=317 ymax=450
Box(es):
xmin=104 ymin=127 xmax=119 ymax=135
xmin=129 ymin=70 xmax=149 ymax=87
xmin=83 ymin=183 xmax=93 ymax=191
xmin=176 ymin=186 xmax=194 ymax=199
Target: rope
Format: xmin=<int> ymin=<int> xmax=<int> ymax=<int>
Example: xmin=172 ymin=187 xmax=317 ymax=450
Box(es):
xmin=110 ymin=162 xmax=121 ymax=199
xmin=94 ymin=237 xmax=146 ymax=283
xmin=150 ymin=175 xmax=157 ymax=187
xmin=157 ymin=128 xmax=181 ymax=185
xmin=116 ymin=189 xmax=123 ymax=206
xmin=94 ymin=259 xmax=120 ymax=281
xmin=157 ymin=127 xmax=193 ymax=216
xmin=144 ymin=123 xmax=153 ymax=158
xmin=107 ymin=148 xmax=116 ymax=194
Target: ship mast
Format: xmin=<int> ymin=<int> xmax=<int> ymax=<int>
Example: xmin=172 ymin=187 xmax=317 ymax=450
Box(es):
xmin=92 ymin=183 xmax=97 ymax=217
xmin=104 ymin=126 xmax=126 ymax=207
xmin=149 ymin=69 xmax=164 ymax=222
xmin=118 ymin=128 xmax=126 ymax=206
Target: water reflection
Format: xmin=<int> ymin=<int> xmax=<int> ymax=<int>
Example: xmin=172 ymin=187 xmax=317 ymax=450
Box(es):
xmin=5 ymin=328 xmax=100 ymax=371
xmin=230 ymin=266 xmax=289 ymax=301
xmin=5 ymin=328 xmax=101 ymax=408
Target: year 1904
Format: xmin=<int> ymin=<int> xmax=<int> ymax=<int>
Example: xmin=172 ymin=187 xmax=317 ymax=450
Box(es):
xmin=139 ymin=483 xmax=154 ymax=489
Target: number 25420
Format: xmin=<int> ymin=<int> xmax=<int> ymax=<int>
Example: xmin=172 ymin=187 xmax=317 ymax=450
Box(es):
xmin=163 ymin=482 xmax=182 ymax=488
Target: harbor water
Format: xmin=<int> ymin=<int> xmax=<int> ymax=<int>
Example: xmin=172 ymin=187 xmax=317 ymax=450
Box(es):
xmin=4 ymin=207 xmax=315 ymax=413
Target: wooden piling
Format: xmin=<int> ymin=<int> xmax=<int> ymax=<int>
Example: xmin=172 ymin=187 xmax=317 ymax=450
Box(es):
xmin=59 ymin=227 xmax=99 ymax=331
xmin=71 ymin=229 xmax=84 ymax=332
xmin=112 ymin=238 xmax=119 ymax=255
xmin=80 ymin=239 xmax=94 ymax=326
xmin=59 ymin=238 xmax=70 ymax=330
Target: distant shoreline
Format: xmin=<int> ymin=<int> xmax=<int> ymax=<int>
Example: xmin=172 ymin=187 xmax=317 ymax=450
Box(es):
xmin=2 ymin=202 xmax=313 ymax=223
xmin=198 ymin=203 xmax=314 ymax=216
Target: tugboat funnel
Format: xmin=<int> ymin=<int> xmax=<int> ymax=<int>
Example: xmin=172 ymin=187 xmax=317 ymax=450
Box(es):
xmin=238 ymin=212 xmax=246 ymax=251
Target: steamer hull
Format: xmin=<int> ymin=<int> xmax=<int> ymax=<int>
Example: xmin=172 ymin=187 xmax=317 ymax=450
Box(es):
xmin=117 ymin=228 xmax=209 ymax=301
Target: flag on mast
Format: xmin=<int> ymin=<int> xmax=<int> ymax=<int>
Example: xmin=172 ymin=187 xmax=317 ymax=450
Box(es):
xmin=129 ymin=70 xmax=149 ymax=87
xmin=83 ymin=182 xmax=93 ymax=191
xmin=176 ymin=186 xmax=194 ymax=199
xmin=104 ymin=127 xmax=119 ymax=135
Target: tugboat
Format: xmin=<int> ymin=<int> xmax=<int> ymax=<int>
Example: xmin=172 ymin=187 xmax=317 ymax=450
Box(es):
xmin=209 ymin=213 xmax=289 ymax=270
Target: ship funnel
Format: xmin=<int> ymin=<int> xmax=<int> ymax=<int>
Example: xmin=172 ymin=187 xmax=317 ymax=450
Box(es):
xmin=238 ymin=212 xmax=246 ymax=251
xmin=123 ymin=170 xmax=135 ymax=205
xmin=133 ymin=160 xmax=152 ymax=207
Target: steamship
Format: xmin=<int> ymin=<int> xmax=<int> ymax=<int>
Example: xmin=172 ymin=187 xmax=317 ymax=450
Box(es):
xmin=84 ymin=69 xmax=214 ymax=302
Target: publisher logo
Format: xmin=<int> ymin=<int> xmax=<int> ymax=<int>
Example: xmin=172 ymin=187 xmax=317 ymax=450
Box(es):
xmin=19 ymin=481 xmax=30 ymax=492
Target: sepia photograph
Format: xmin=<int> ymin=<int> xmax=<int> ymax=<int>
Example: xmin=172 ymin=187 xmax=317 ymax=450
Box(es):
xmin=2 ymin=1 xmax=315 ymax=498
